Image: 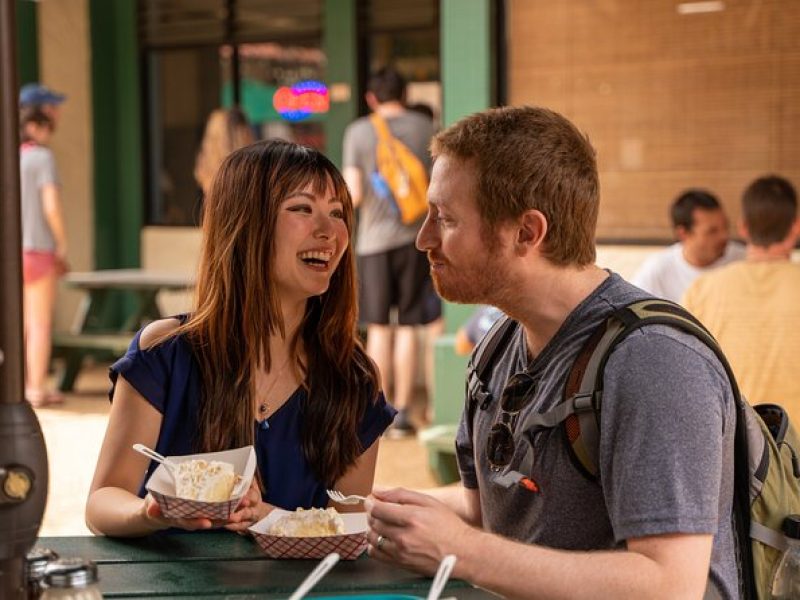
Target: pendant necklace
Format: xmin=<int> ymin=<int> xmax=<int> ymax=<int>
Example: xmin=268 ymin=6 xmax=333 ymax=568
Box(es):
xmin=257 ymin=356 xmax=292 ymax=418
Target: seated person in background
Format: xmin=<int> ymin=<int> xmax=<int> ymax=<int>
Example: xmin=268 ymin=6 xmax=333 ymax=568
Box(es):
xmin=684 ymin=174 xmax=800 ymax=423
xmin=453 ymin=305 xmax=504 ymax=355
xmin=632 ymin=189 xmax=744 ymax=302
xmin=86 ymin=140 xmax=395 ymax=537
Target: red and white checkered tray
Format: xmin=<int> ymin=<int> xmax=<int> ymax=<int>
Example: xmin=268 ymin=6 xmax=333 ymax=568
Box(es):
xmin=145 ymin=446 xmax=256 ymax=520
xmin=249 ymin=510 xmax=368 ymax=560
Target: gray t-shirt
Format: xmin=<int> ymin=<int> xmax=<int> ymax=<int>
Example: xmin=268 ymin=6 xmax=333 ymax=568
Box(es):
xmin=342 ymin=111 xmax=433 ymax=256
xmin=20 ymin=145 xmax=60 ymax=252
xmin=456 ymin=273 xmax=737 ymax=599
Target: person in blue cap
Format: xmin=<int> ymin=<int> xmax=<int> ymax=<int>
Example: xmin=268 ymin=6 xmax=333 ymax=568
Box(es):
xmin=19 ymin=83 xmax=66 ymax=128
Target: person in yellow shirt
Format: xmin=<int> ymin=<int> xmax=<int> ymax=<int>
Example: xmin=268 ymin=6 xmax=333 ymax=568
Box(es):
xmin=684 ymin=175 xmax=800 ymax=422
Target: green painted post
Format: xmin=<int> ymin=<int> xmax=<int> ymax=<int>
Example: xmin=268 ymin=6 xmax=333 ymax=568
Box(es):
xmin=439 ymin=0 xmax=494 ymax=336
xmin=16 ymin=0 xmax=38 ymax=85
xmin=89 ymin=0 xmax=141 ymax=271
xmin=440 ymin=0 xmax=494 ymax=127
xmin=89 ymin=0 xmax=142 ymax=326
xmin=323 ymin=0 xmax=359 ymax=168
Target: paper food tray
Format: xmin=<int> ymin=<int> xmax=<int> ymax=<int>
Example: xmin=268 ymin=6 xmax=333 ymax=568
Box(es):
xmin=249 ymin=509 xmax=368 ymax=560
xmin=145 ymin=445 xmax=256 ymax=520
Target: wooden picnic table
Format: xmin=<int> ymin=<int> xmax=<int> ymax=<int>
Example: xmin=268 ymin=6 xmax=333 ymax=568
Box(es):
xmin=38 ymin=533 xmax=494 ymax=598
xmin=52 ymin=269 xmax=194 ymax=392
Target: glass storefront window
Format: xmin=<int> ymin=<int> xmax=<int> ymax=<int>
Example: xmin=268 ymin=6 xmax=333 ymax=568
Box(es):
xmin=140 ymin=0 xmax=324 ymax=226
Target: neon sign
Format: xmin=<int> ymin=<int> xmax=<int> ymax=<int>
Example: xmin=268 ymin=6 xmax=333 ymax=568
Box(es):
xmin=273 ymin=80 xmax=330 ymax=122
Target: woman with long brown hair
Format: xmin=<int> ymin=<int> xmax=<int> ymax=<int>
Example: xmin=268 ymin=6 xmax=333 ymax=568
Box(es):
xmin=86 ymin=140 xmax=395 ymax=536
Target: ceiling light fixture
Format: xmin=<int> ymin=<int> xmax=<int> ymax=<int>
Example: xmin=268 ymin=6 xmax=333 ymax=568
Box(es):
xmin=676 ymin=1 xmax=726 ymax=15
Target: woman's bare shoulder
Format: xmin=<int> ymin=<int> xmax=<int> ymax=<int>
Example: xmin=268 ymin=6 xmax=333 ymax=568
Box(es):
xmin=139 ymin=318 xmax=183 ymax=350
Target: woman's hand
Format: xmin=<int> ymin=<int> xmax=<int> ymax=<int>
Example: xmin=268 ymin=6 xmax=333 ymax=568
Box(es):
xmin=225 ymin=481 xmax=274 ymax=533
xmin=141 ymin=494 xmax=217 ymax=532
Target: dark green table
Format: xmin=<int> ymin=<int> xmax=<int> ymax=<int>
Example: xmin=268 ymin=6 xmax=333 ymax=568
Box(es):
xmin=38 ymin=534 xmax=494 ymax=599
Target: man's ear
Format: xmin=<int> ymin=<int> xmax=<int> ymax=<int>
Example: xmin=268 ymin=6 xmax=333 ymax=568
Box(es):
xmin=737 ymin=218 xmax=749 ymax=241
xmin=516 ymin=210 xmax=548 ymax=255
xmin=675 ymin=225 xmax=690 ymax=242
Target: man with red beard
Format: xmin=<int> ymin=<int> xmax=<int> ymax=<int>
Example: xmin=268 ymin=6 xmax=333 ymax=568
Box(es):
xmin=364 ymin=106 xmax=738 ymax=599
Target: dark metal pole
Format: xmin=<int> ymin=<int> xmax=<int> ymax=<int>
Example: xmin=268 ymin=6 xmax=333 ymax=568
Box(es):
xmin=225 ymin=0 xmax=240 ymax=105
xmin=0 ymin=0 xmax=24 ymax=394
xmin=0 ymin=0 xmax=50 ymax=597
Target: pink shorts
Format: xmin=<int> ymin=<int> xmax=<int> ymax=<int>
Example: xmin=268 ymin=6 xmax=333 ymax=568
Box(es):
xmin=23 ymin=251 xmax=58 ymax=284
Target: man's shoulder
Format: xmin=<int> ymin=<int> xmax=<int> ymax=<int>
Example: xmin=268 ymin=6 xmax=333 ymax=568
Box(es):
xmin=690 ymin=260 xmax=745 ymax=293
xmin=344 ymin=116 xmax=374 ymax=137
xmin=640 ymin=244 xmax=683 ymax=271
xmin=394 ymin=110 xmax=433 ymax=128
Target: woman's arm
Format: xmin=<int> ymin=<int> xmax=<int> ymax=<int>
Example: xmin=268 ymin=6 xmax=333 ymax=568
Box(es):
xmin=86 ymin=319 xmax=214 ymax=536
xmin=86 ymin=376 xmax=217 ymax=536
xmin=86 ymin=376 xmax=167 ymax=535
xmin=328 ymin=439 xmax=380 ymax=513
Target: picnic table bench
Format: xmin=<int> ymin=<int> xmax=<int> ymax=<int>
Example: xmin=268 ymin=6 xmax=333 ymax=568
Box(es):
xmin=52 ymin=269 xmax=193 ymax=392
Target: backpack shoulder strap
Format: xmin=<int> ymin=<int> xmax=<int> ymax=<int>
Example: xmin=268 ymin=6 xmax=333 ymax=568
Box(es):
xmin=515 ymin=299 xmax=743 ymax=477
xmin=369 ymin=113 xmax=393 ymax=142
xmin=466 ymin=314 xmax=516 ymax=425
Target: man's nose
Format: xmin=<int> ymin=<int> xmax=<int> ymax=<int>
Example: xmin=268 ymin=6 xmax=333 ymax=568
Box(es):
xmin=416 ymin=213 xmax=434 ymax=251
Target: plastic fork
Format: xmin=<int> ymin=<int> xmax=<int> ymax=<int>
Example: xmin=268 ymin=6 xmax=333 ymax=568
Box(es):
xmin=426 ymin=554 xmax=457 ymax=600
xmin=132 ymin=443 xmax=178 ymax=482
xmin=287 ymin=552 xmax=340 ymax=600
xmin=326 ymin=489 xmax=367 ymax=505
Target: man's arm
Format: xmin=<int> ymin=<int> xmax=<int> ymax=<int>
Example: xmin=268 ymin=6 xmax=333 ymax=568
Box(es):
xmin=418 ymin=484 xmax=481 ymax=526
xmin=467 ymin=529 xmax=711 ymax=600
xmin=343 ymin=166 xmax=364 ymax=208
xmin=366 ymin=488 xmax=712 ymax=600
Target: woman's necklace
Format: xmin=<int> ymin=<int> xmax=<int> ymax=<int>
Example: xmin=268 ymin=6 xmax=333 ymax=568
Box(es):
xmin=256 ymin=356 xmax=292 ymax=418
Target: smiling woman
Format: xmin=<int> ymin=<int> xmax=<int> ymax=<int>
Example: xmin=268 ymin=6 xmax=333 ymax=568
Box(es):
xmin=85 ymin=140 xmax=396 ymax=537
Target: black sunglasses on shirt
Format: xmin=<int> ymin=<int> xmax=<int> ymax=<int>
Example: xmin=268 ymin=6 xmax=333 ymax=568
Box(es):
xmin=486 ymin=371 xmax=537 ymax=471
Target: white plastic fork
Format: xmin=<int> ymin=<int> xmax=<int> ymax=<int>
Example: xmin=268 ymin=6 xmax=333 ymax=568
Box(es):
xmin=326 ymin=489 xmax=367 ymax=505
xmin=287 ymin=552 xmax=340 ymax=600
xmin=132 ymin=443 xmax=179 ymax=482
xmin=426 ymin=554 xmax=457 ymax=600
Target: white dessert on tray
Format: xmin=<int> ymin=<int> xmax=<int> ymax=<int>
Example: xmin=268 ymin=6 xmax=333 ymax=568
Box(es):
xmin=268 ymin=507 xmax=345 ymax=537
xmin=174 ymin=459 xmax=239 ymax=502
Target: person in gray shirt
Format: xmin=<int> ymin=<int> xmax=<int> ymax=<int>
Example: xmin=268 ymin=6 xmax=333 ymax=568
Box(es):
xmin=364 ymin=106 xmax=737 ymax=599
xmin=20 ymin=106 xmax=68 ymax=408
xmin=343 ymin=67 xmax=440 ymax=437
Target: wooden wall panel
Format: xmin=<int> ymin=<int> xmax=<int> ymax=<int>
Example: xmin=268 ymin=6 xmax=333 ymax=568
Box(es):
xmin=508 ymin=0 xmax=800 ymax=241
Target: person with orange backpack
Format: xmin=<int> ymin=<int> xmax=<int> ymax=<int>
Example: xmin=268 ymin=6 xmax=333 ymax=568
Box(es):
xmin=343 ymin=67 xmax=440 ymax=437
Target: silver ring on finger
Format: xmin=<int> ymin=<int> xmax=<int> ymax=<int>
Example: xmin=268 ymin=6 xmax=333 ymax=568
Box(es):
xmin=376 ymin=534 xmax=388 ymax=550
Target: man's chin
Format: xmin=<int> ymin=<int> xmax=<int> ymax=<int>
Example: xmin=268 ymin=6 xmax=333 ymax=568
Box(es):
xmin=432 ymin=277 xmax=480 ymax=305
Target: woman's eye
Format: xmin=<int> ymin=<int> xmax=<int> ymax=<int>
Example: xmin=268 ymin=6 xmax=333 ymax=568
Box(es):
xmin=330 ymin=208 xmax=345 ymax=219
xmin=288 ymin=204 xmax=312 ymax=213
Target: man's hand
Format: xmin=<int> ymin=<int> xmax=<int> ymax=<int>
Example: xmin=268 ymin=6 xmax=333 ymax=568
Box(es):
xmin=365 ymin=487 xmax=475 ymax=575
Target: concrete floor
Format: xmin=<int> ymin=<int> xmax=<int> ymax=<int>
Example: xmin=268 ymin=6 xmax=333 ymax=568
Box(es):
xmin=35 ymin=364 xmax=438 ymax=536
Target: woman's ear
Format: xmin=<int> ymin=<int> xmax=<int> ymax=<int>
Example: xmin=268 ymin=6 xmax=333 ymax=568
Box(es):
xmin=516 ymin=210 xmax=548 ymax=255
